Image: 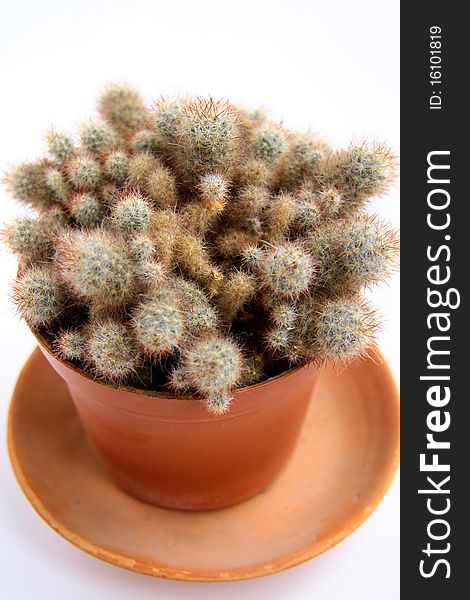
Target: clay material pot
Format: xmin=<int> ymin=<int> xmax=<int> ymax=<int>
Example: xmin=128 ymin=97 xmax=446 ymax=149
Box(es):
xmin=37 ymin=339 xmax=320 ymax=510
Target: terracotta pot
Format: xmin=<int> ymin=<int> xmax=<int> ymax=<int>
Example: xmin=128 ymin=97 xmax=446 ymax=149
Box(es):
xmin=37 ymin=338 xmax=320 ymax=510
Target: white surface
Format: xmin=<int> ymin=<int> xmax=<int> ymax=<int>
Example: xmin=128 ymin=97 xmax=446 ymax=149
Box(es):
xmin=0 ymin=1 xmax=400 ymax=598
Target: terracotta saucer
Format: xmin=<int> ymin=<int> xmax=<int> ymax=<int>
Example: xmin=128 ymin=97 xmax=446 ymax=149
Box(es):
xmin=7 ymin=348 xmax=399 ymax=581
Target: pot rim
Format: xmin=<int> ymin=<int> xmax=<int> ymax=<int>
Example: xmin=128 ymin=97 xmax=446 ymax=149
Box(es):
xmin=34 ymin=330 xmax=321 ymax=401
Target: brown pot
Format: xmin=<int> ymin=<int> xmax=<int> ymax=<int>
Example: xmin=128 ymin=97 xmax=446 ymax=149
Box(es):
xmin=37 ymin=338 xmax=320 ymax=510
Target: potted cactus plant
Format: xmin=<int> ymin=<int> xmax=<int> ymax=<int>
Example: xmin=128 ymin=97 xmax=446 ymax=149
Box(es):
xmin=2 ymin=84 xmax=398 ymax=509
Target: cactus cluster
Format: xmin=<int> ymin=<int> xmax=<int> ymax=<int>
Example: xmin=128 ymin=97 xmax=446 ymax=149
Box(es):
xmin=2 ymin=83 xmax=398 ymax=414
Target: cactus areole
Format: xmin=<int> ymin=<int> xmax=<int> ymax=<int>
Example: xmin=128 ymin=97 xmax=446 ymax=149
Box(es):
xmin=2 ymin=83 xmax=398 ymax=416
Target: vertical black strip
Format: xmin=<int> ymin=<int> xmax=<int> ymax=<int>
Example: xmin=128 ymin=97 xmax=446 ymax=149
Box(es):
xmin=401 ymin=2 xmax=466 ymax=596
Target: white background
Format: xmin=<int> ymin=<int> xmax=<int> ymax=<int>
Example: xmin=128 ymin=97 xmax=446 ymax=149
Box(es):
xmin=0 ymin=1 xmax=400 ymax=598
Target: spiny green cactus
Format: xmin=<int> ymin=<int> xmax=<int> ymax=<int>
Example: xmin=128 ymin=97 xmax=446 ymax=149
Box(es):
xmin=217 ymin=271 xmax=256 ymax=322
xmin=46 ymin=129 xmax=75 ymax=162
xmin=55 ymin=229 xmax=135 ymax=309
xmin=236 ymin=158 xmax=270 ymax=188
xmin=227 ymin=184 xmax=269 ymax=224
xmin=67 ymin=156 xmax=102 ymax=191
xmin=128 ymin=234 xmax=167 ymax=287
xmin=307 ymin=216 xmax=399 ymax=293
xmin=253 ymin=125 xmax=285 ymax=164
xmin=2 ymin=83 xmax=398 ymax=414
xmin=312 ymin=297 xmax=378 ymax=363
xmin=153 ymin=98 xmax=182 ymax=142
xmin=69 ymin=193 xmax=106 ymax=227
xmin=12 ymin=266 xmax=67 ymax=327
xmin=271 ymin=302 xmax=298 ymax=329
xmin=241 ymin=244 xmax=265 ymax=270
xmin=100 ymin=183 xmax=120 ymax=204
xmin=130 ymin=129 xmax=160 ymax=153
xmin=2 ymin=213 xmax=61 ymax=261
xmin=127 ymin=151 xmax=157 ymax=187
xmin=174 ymin=98 xmax=240 ymax=184
xmin=80 ymin=121 xmax=116 ymax=156
xmin=105 ymin=150 xmax=129 ymax=184
xmin=242 ymin=351 xmax=266 ymax=385
xmin=149 ymin=209 xmax=180 ymax=265
xmin=321 ymin=142 xmax=396 ymax=210
xmin=53 ymin=328 xmax=86 ymax=361
xmin=86 ymin=318 xmax=138 ymax=382
xmin=46 ymin=168 xmax=69 ymax=204
xmin=182 ymin=336 xmax=243 ymax=413
xmin=198 ymin=172 xmax=229 ymax=210
xmin=316 ymin=185 xmax=344 ymax=218
xmin=4 ymin=160 xmax=55 ymax=210
xmin=129 ymin=234 xmax=155 ymax=262
xmin=110 ymin=191 xmax=153 ymax=234
xmin=173 ymin=277 xmax=219 ymax=332
xmin=132 ymin=289 xmax=185 ymax=357
xmin=168 ymin=364 xmax=191 ymax=393
xmin=97 ymin=83 xmax=148 ymax=133
xmin=277 ymin=133 xmax=328 ymax=190
xmin=257 ymin=243 xmax=315 ymax=299
xmin=265 ymin=303 xmax=298 ymax=354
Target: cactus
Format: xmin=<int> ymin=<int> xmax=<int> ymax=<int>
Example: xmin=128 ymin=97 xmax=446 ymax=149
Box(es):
xmin=110 ymin=191 xmax=153 ymax=234
xmin=46 ymin=168 xmax=69 ymax=204
xmin=175 ymin=233 xmax=224 ymax=296
xmin=242 ymin=351 xmax=265 ymax=385
xmin=132 ymin=289 xmax=185 ymax=357
xmin=126 ymin=151 xmax=158 ymax=189
xmin=253 ymin=125 xmax=285 ymax=164
xmin=69 ymin=193 xmax=106 ymax=227
xmin=2 ymin=83 xmax=398 ymax=413
xmin=198 ymin=173 xmax=229 ymax=210
xmin=144 ymin=162 xmax=178 ymax=207
xmin=12 ymin=266 xmax=67 ymax=327
xmin=217 ymin=271 xmax=256 ymax=322
xmin=130 ymin=129 xmax=160 ymax=153
xmin=53 ymin=328 xmax=86 ymax=361
xmin=264 ymin=192 xmax=297 ymax=241
xmin=4 ymin=160 xmax=55 ymax=210
xmin=227 ymin=184 xmax=269 ymax=224
xmin=241 ymin=244 xmax=265 ymax=271
xmin=277 ymin=133 xmax=327 ymax=190
xmin=316 ymin=185 xmax=344 ymax=218
xmin=173 ymin=277 xmax=219 ymax=332
xmin=236 ymin=158 xmax=270 ymax=188
xmin=182 ymin=336 xmax=243 ymax=413
xmin=105 ymin=150 xmax=129 ymax=184
xmin=97 ymin=83 xmax=148 ymax=133
xmin=216 ymin=229 xmax=258 ymax=261
xmin=308 ymin=216 xmax=399 ymax=293
xmin=67 ymin=156 xmax=102 ymax=191
xmin=258 ymin=243 xmax=315 ymax=299
xmin=174 ymin=98 xmax=240 ymax=184
xmin=321 ymin=142 xmax=396 ymax=210
xmin=153 ymin=98 xmax=182 ymax=142
xmin=100 ymin=183 xmax=120 ymax=204
xmin=86 ymin=318 xmax=138 ymax=381
xmin=80 ymin=121 xmax=116 ymax=156
xmin=311 ymin=297 xmax=378 ymax=363
xmin=46 ymin=129 xmax=75 ymax=162
xmin=168 ymin=364 xmax=191 ymax=393
xmin=2 ymin=213 xmax=61 ymax=261
xmin=55 ymin=229 xmax=135 ymax=309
